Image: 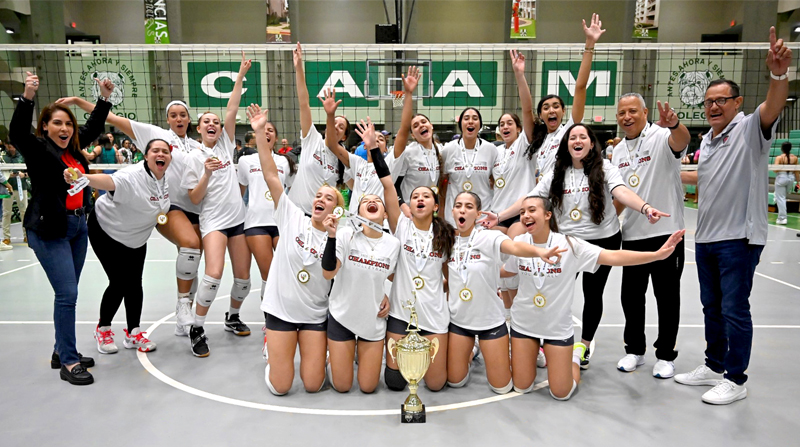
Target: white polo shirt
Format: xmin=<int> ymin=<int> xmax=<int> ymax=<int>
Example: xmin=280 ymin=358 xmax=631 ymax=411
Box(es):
xmin=287 ymin=126 xmax=340 ymax=215
xmin=95 ymin=162 xmax=170 ymax=248
xmin=237 ymin=152 xmax=293 ymax=229
xmin=442 ymin=139 xmax=497 ymax=226
xmin=612 ymin=123 xmax=686 ymax=241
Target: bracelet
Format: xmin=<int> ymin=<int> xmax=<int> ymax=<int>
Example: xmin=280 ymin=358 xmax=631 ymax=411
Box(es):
xmin=770 ymin=71 xmax=788 ymax=81
xmin=668 ymin=121 xmax=680 ymax=130
xmin=98 ymin=95 xmax=110 ymax=102
xmin=582 ymin=47 xmax=595 ymax=54
xmin=640 ymin=202 xmax=650 ymax=215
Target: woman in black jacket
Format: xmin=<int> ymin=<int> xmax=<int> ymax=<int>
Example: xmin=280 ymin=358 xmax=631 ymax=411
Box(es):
xmin=9 ymin=71 xmax=113 ymax=385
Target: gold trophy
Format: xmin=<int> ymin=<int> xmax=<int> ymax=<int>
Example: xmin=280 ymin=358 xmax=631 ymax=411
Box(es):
xmin=387 ymin=293 xmax=439 ymax=423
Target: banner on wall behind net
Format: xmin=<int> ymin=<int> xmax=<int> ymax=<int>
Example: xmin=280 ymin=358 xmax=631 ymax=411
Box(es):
xmin=633 ymin=0 xmax=659 ymax=39
xmin=510 ymin=0 xmax=536 ymax=39
xmin=65 ymin=52 xmax=153 ymax=123
xmin=144 ymin=0 xmax=170 ymax=44
xmin=267 ymin=0 xmax=291 ymax=43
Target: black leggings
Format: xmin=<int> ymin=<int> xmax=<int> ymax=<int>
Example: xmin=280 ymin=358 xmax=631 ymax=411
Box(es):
xmin=580 ymin=231 xmax=622 ymax=342
xmin=89 ymin=212 xmax=147 ymax=332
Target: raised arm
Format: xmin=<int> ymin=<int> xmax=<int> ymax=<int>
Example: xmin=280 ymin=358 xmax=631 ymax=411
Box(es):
xmin=248 ymin=104 xmax=285 ymax=207
xmin=76 ymin=79 xmax=114 ymax=148
xmin=294 ymin=43 xmax=314 ymax=137
xmin=761 ymin=26 xmax=791 ymax=134
xmin=510 ymin=50 xmax=534 ymax=142
xmin=224 ymin=51 xmax=251 ymax=143
xmin=598 ymin=230 xmax=684 ymax=266
xmin=320 ymin=88 xmax=350 ymax=168
xmin=572 ymin=14 xmax=605 ymax=124
xmin=56 ymin=96 xmax=133 ymax=138
xmin=355 ymin=117 xmax=401 ymax=233
xmin=656 ymin=101 xmax=691 ymax=153
xmin=393 ymin=66 xmax=421 ymax=158
xmin=8 ymin=72 xmax=41 ymax=155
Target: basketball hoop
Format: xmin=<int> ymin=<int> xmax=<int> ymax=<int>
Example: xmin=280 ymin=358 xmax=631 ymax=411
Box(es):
xmin=392 ymin=90 xmax=404 ymax=108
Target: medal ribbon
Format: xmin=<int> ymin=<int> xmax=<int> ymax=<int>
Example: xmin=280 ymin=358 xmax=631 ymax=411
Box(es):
xmin=410 ymin=221 xmax=434 ymax=273
xmin=455 ymin=228 xmax=480 ymax=284
xmin=569 ymin=167 xmax=588 ymax=212
xmin=623 ymin=122 xmax=650 ymax=174
xmin=458 ymin=139 xmax=479 ymax=179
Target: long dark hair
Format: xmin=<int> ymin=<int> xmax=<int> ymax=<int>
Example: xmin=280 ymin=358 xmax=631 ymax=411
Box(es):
xmin=781 ymin=141 xmax=792 ymax=157
xmin=550 ymin=123 xmax=606 ymax=225
xmin=266 ymin=120 xmax=297 ymax=175
xmin=413 ymin=113 xmax=445 ymax=192
xmin=525 ymin=95 xmax=565 ymax=160
xmin=37 ymin=103 xmax=86 ymax=163
xmin=525 ymin=195 xmax=559 ymax=233
xmin=413 ymin=186 xmax=455 ymax=260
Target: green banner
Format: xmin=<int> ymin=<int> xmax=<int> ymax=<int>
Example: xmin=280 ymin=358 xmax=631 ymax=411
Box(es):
xmin=423 ymin=61 xmax=498 ymax=107
xmin=541 ymin=61 xmax=618 ymax=107
xmin=186 ymin=61 xmax=262 ymax=108
xmin=144 ymin=0 xmax=170 ymax=44
xmin=305 ymin=61 xmax=377 ymax=108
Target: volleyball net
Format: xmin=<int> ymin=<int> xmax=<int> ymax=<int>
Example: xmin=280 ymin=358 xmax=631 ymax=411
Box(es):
xmin=1 ymin=43 xmax=800 ymax=170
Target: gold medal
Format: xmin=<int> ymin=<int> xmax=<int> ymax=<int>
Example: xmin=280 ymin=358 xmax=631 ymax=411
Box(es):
xmin=533 ymin=293 xmax=546 ymax=308
xmin=628 ymin=174 xmax=640 ymax=188
xmin=431 ymin=186 xmax=439 ymax=195
xmin=462 ymin=181 xmax=473 ymax=192
xmin=458 ymin=288 xmax=473 ymax=302
xmin=495 ymin=178 xmax=506 ymax=189
xmin=297 ymin=269 xmax=310 ymax=284
xmin=569 ymin=208 xmax=582 ymax=221
xmin=265 ymin=191 xmax=273 ymax=201
xmin=333 ymin=206 xmax=344 ymax=218
xmin=157 ymin=213 xmax=168 ymax=225
xmin=67 ymin=167 xmax=79 ymax=181
xmin=413 ymin=276 xmax=425 ymax=290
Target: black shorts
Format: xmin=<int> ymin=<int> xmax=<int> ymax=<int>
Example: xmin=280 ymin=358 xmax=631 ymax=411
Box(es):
xmin=265 ymin=312 xmax=327 ymax=332
xmin=498 ymin=214 xmax=521 ymax=229
xmin=244 ymin=225 xmax=279 ymax=238
xmin=169 ymin=205 xmax=200 ymax=225
xmin=387 ymin=315 xmax=434 ymax=337
xmin=215 ymin=222 xmax=245 ymax=238
xmin=510 ymin=328 xmax=574 ymax=347
xmin=326 ymin=312 xmax=383 ymax=343
xmin=449 ymin=322 xmax=508 ymax=340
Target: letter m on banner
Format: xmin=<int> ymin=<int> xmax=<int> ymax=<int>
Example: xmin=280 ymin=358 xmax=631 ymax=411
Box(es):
xmin=541 ymin=61 xmax=617 ymax=106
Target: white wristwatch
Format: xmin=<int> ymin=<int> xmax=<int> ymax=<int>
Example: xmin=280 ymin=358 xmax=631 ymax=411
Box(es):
xmin=770 ymin=71 xmax=788 ymax=81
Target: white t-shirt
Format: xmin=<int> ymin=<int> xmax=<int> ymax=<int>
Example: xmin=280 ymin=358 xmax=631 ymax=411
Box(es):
xmin=442 ymin=139 xmax=497 ymax=226
xmin=447 ymin=228 xmax=509 ymax=331
xmin=328 ymin=226 xmax=401 ymax=341
xmin=129 ymin=121 xmax=201 ymax=214
xmin=536 ymin=117 xmax=574 ymax=180
xmin=345 ymin=153 xmax=385 ymax=214
xmin=95 ymin=162 xmax=169 ymax=249
xmin=394 ymin=142 xmax=441 ymax=202
xmin=237 ymin=152 xmax=293 ymax=230
xmin=492 ymin=133 xmax=536 ymax=214
xmin=181 ymin=129 xmax=246 ymax=237
xmin=531 ymin=159 xmax=625 ymax=240
xmin=261 ymin=197 xmax=331 ymax=324
xmin=505 ymin=232 xmax=602 ymax=340
xmin=389 ymin=214 xmax=448 ymax=333
xmin=287 ymin=126 xmax=340 ymax=215
xmin=611 ymin=123 xmax=686 ymax=241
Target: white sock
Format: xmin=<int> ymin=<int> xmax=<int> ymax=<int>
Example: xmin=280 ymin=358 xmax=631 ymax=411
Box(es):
xmin=194 ymin=313 xmax=207 ymax=327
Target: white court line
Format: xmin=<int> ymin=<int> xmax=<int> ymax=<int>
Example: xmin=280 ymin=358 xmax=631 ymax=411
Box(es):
xmin=0 ymin=262 xmax=40 ymax=277
xmin=684 ymin=247 xmax=800 ymax=292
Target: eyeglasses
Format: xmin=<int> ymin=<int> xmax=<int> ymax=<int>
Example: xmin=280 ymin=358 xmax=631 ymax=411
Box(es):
xmin=703 ymin=96 xmax=739 ymax=108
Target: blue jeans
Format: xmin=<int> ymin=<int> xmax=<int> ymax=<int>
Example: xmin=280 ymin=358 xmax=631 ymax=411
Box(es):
xmin=27 ymin=215 xmax=88 ymax=366
xmin=695 ymin=239 xmax=763 ymax=385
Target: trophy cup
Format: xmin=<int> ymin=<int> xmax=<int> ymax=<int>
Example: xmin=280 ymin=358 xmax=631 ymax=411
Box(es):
xmin=387 ymin=293 xmax=439 ymax=423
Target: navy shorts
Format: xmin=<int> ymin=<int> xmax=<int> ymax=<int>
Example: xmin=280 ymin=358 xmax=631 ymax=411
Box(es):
xmin=510 ymin=328 xmax=574 ymax=346
xmin=326 ymin=312 xmax=383 ymax=343
xmin=265 ymin=312 xmax=327 ymax=332
xmin=215 ymin=222 xmax=245 ymax=238
xmin=498 ymin=214 xmax=521 ymax=228
xmin=386 ymin=315 xmax=435 ymax=337
xmin=449 ymin=322 xmax=508 ymax=341
xmin=244 ymin=225 xmax=279 ymax=238
xmin=169 ymin=205 xmax=200 ymax=225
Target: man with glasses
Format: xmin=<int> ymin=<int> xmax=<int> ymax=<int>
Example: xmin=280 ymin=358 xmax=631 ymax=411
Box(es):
xmin=675 ymin=27 xmax=791 ymax=405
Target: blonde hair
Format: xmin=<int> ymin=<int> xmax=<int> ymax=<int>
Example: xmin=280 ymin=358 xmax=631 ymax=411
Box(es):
xmin=319 ymin=185 xmax=345 ymax=208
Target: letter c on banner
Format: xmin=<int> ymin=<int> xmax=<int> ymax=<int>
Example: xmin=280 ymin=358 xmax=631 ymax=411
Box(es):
xmin=200 ymin=71 xmax=248 ymax=99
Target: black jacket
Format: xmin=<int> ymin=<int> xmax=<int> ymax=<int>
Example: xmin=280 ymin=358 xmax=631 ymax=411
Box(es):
xmin=9 ymin=97 xmax=111 ymax=239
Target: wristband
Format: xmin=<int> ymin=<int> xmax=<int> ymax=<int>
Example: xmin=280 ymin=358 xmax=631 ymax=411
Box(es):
xmin=370 ymin=147 xmax=391 ymax=178
xmin=668 ymin=121 xmax=680 ymax=130
xmin=640 ymin=202 xmax=650 ymax=215
xmin=321 ymin=236 xmax=337 ymax=271
xmin=770 ymin=71 xmax=788 ymax=81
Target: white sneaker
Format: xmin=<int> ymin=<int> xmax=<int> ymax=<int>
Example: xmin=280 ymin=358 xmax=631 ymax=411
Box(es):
xmin=701 ymin=379 xmax=747 ymax=405
xmin=174 ymin=323 xmax=189 ymax=337
xmin=537 ymin=347 xmax=547 ymax=368
xmin=123 ymin=328 xmax=157 ymax=352
xmin=0 ymin=242 xmax=11 ymax=251
xmin=652 ymin=360 xmax=675 ymax=379
xmin=776 ymin=218 xmax=788 ymax=225
xmin=674 ymin=364 xmax=723 ymax=386
xmin=175 ymin=298 xmax=194 ymax=326
xmin=617 ymin=354 xmax=645 ymax=372
xmin=93 ymin=325 xmax=118 ymax=354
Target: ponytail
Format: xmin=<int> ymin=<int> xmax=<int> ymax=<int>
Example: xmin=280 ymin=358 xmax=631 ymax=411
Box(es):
xmin=414 ymin=185 xmax=455 ymax=259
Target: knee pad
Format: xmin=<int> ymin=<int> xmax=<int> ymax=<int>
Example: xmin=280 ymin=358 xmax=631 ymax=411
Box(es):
xmin=490 ymin=378 xmax=514 ymax=395
xmin=514 ymin=381 xmax=535 ymax=394
xmin=264 ymin=363 xmax=287 ymax=396
xmin=384 ymin=367 xmax=407 ymax=391
xmin=447 ymin=369 xmax=470 ymax=388
xmin=176 ymin=248 xmax=201 ymax=281
xmin=550 ymin=380 xmax=577 ymax=401
xmin=195 ymin=275 xmax=221 ymax=308
xmin=231 ymin=278 xmax=251 ymax=303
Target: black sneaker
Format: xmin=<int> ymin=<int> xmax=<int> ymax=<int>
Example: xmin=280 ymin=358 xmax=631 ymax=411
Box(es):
xmin=190 ymin=326 xmax=210 ymax=357
xmin=51 ymin=352 xmax=95 ymax=369
xmin=580 ymin=347 xmax=591 ymax=370
xmin=60 ymin=364 xmax=94 ymax=385
xmin=224 ymin=312 xmax=251 ymax=336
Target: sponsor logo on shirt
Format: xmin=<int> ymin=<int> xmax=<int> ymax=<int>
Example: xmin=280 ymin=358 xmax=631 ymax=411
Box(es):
xmin=518 ymin=263 xmax=561 ymax=276
xmin=403 ymin=244 xmax=444 ymax=259
xmin=563 ymin=186 xmax=590 ymax=195
xmin=617 ymin=156 xmax=651 ymax=170
xmin=295 ymin=236 xmax=321 ymax=258
xmin=348 ymin=253 xmax=391 ymax=271
xmin=312 ymin=153 xmax=339 ymax=174
xmin=454 ymin=165 xmax=489 ymax=172
xmin=448 ymin=253 xmax=482 ymax=264
xmin=149 ymin=193 xmax=168 ymax=202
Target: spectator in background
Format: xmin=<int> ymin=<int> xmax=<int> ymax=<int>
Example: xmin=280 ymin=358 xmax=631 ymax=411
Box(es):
xmin=774 ymin=141 xmax=799 ymax=225
xmin=0 ymin=169 xmax=13 ymax=250
xmin=130 ymin=142 xmax=144 ymax=163
xmin=106 ymin=132 xmax=118 ymax=150
xmin=277 ymin=138 xmax=292 ymax=154
xmin=235 ymin=132 xmax=257 ymax=164
xmin=118 ymin=139 xmax=133 ymax=164
xmin=2 ymin=141 xmax=29 ymax=245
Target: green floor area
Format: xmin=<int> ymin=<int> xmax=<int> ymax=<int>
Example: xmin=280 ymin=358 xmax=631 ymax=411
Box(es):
xmin=684 ymin=201 xmax=800 ymax=230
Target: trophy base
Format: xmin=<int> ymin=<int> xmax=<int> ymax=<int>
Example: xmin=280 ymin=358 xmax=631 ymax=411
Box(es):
xmin=400 ymin=404 xmax=426 ymax=423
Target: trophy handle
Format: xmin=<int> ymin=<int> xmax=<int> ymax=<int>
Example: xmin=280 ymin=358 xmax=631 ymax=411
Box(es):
xmin=387 ymin=338 xmax=396 ymax=363
xmin=430 ymin=338 xmax=440 ymax=362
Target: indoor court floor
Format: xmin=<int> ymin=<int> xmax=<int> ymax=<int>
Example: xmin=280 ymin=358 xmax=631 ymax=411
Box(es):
xmin=1 ymin=205 xmax=798 ymax=445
